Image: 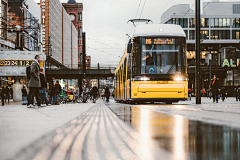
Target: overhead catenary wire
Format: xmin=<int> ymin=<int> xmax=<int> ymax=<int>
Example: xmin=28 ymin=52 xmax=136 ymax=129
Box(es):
xmin=138 ymin=0 xmax=147 ymax=19
xmin=181 ymin=0 xmax=214 ymax=19
xmin=87 ymin=38 xmax=123 ymax=51
xmin=87 ymin=46 xmax=122 ymax=58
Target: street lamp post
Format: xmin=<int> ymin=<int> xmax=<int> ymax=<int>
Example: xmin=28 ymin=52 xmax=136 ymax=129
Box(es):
xmin=195 ymin=0 xmax=201 ymax=104
xmin=15 ymin=25 xmax=21 ymax=50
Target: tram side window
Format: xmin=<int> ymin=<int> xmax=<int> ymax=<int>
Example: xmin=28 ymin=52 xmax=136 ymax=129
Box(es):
xmin=132 ymin=45 xmax=138 ymax=74
xmin=123 ymin=59 xmax=126 ymax=83
xmin=127 ymin=53 xmax=131 ymax=79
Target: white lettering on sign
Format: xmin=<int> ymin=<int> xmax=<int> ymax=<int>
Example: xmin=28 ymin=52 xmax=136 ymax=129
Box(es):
xmin=222 ymin=58 xmax=240 ymax=67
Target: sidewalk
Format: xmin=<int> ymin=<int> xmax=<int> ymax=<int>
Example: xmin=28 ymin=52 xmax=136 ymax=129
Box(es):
xmin=1 ymin=99 xmax=170 ymax=160
xmin=0 ymin=102 xmax=95 ymax=160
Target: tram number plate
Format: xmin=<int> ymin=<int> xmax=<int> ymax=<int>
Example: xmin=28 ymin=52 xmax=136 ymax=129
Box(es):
xmin=157 ymin=81 xmax=168 ymax=84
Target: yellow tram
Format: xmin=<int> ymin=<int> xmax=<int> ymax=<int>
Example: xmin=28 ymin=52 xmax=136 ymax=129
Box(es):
xmin=114 ymin=24 xmax=188 ymax=104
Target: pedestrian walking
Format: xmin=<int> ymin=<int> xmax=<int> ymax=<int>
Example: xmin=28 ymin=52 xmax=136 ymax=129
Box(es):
xmin=112 ymin=90 xmax=114 ymax=98
xmin=27 ymin=55 xmax=41 ymax=108
xmin=211 ymin=75 xmax=219 ymax=103
xmin=48 ymin=80 xmax=54 ymax=104
xmin=235 ymin=85 xmax=240 ymax=101
xmin=92 ymin=85 xmax=99 ymax=103
xmin=221 ymin=86 xmax=226 ymax=101
xmin=22 ymin=85 xmax=28 ymax=105
xmin=4 ymin=85 xmax=10 ymax=103
xmin=104 ymin=86 xmax=110 ymax=102
xmin=207 ymin=88 xmax=211 ymax=99
xmin=39 ymin=68 xmax=49 ymax=106
xmin=188 ymin=88 xmax=192 ymax=101
xmin=54 ymin=80 xmax=61 ymax=105
xmin=0 ymin=86 xmax=4 ymax=106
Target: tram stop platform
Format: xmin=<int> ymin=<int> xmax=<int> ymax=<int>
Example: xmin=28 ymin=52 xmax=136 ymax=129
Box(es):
xmin=0 ymin=99 xmax=167 ymax=160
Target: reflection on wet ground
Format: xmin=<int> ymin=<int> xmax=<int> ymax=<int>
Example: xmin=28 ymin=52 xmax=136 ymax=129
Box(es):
xmin=109 ymin=105 xmax=240 ymax=160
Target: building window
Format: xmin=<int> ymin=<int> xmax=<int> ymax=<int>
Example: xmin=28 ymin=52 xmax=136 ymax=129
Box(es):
xmin=211 ymin=30 xmax=230 ymax=39
xmin=172 ymin=18 xmax=176 ymax=24
xmin=233 ymin=4 xmax=240 ymax=14
xmin=184 ymin=30 xmax=188 ymax=39
xmin=78 ymin=27 xmax=82 ymax=37
xmin=211 ymin=18 xmax=230 ymax=28
xmin=189 ymin=30 xmax=195 ymax=39
xmin=189 ymin=18 xmax=195 ymax=28
xmin=214 ymin=18 xmax=219 ymax=28
xmin=78 ymin=12 xmax=82 ymax=21
xmin=183 ymin=18 xmax=188 ymax=28
xmin=210 ymin=18 xmax=214 ymax=28
xmin=232 ymin=18 xmax=240 ymax=28
xmin=180 ymin=18 xmax=183 ymax=28
xmin=176 ymin=18 xmax=179 ymax=25
xmin=200 ymin=18 xmax=209 ymax=28
xmin=232 ymin=30 xmax=240 ymax=39
xmin=200 ymin=30 xmax=209 ymax=39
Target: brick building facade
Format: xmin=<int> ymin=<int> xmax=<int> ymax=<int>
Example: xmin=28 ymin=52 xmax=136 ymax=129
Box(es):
xmin=62 ymin=0 xmax=83 ymax=68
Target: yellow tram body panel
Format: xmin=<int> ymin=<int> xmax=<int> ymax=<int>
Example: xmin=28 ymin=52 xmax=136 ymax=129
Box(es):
xmin=131 ymin=80 xmax=188 ymax=100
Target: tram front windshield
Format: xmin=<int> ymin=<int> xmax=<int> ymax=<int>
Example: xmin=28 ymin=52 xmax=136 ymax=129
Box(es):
xmin=141 ymin=37 xmax=183 ymax=75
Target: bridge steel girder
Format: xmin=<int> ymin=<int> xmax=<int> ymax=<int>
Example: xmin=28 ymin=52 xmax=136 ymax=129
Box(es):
xmin=46 ymin=69 xmax=114 ymax=80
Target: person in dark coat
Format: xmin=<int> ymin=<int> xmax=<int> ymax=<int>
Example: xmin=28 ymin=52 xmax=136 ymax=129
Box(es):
xmin=92 ymin=85 xmax=99 ymax=100
xmin=54 ymin=80 xmax=61 ymax=105
xmin=39 ymin=68 xmax=49 ymax=106
xmin=235 ymin=85 xmax=240 ymax=101
xmin=4 ymin=85 xmax=10 ymax=103
xmin=22 ymin=85 xmax=28 ymax=105
xmin=0 ymin=86 xmax=4 ymax=106
xmin=27 ymin=55 xmax=41 ymax=108
xmin=211 ymin=75 xmax=219 ymax=103
xmin=104 ymin=86 xmax=110 ymax=102
xmin=48 ymin=80 xmax=54 ymax=104
xmin=221 ymin=86 xmax=226 ymax=101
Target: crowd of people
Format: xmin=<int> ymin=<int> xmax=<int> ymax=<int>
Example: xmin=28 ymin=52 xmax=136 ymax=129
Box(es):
xmin=0 ymin=85 xmax=11 ymax=106
xmin=188 ymin=75 xmax=240 ymax=103
xmin=21 ymin=55 xmax=65 ymax=108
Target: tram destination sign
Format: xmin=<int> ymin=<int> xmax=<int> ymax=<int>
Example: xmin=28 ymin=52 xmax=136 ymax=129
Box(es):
xmin=146 ymin=38 xmax=175 ymax=45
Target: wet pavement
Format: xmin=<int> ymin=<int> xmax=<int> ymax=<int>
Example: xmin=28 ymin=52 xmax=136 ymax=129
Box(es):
xmin=107 ymin=98 xmax=240 ymax=160
xmin=1 ymin=98 xmax=240 ymax=160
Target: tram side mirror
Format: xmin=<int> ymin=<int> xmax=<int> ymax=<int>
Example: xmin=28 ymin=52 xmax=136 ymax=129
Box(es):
xmin=127 ymin=43 xmax=132 ymax=53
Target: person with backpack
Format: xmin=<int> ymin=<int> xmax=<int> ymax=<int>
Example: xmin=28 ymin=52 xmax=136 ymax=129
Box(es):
xmin=27 ymin=55 xmax=41 ymax=108
xmin=54 ymin=80 xmax=62 ymax=105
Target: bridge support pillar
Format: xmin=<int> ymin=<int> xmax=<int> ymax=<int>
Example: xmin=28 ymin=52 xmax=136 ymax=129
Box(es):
xmin=98 ymin=79 xmax=99 ymax=90
xmin=78 ymin=77 xmax=82 ymax=96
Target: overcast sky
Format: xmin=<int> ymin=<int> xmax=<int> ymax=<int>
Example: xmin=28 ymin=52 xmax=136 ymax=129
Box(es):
xmin=34 ymin=0 xmax=238 ymax=67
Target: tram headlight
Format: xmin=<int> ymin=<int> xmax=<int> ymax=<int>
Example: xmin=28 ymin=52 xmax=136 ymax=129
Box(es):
xmin=133 ymin=76 xmax=150 ymax=81
xmin=174 ymin=77 xmax=183 ymax=81
xmin=174 ymin=76 xmax=188 ymax=81
xmin=140 ymin=77 xmax=150 ymax=81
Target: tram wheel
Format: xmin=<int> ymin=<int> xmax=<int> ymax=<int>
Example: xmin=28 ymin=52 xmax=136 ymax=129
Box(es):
xmin=166 ymin=102 xmax=172 ymax=104
xmin=150 ymin=101 xmax=154 ymax=104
